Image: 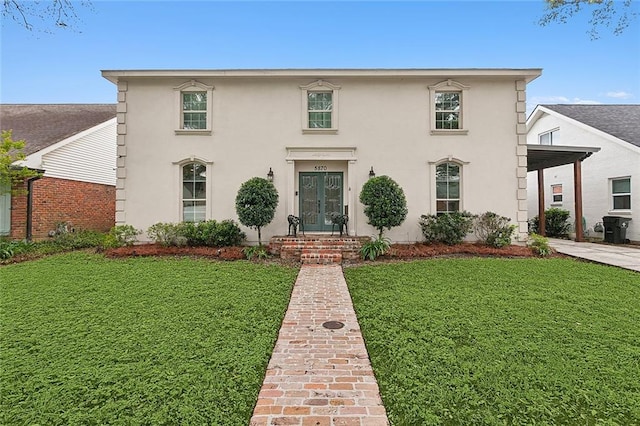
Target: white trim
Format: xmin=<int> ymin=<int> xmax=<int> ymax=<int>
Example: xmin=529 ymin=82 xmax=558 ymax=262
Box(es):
xmin=527 ymin=105 xmax=640 ymax=154
xmin=610 ymin=176 xmax=632 ymax=213
xmin=173 ymin=157 xmax=214 ymax=222
xmin=428 ymin=79 xmax=470 ymax=135
xmin=285 ymin=147 xmax=357 ymax=235
xmin=428 ymin=157 xmax=469 ymax=214
xmin=102 ymin=68 xmax=542 ymax=83
xmin=19 ymin=118 xmax=116 ymax=170
xmin=300 ymin=80 xmax=341 ymax=133
xmin=173 ymin=80 xmax=214 ymax=135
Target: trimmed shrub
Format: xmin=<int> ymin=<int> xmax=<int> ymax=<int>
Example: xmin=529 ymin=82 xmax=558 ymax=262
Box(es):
xmin=359 ymin=175 xmax=408 ymax=238
xmin=235 ymin=177 xmax=279 ymax=246
xmin=529 ymin=208 xmax=571 ymax=238
xmin=147 ymin=220 xmax=245 ymax=247
xmin=419 ymin=211 xmax=475 ymax=245
xmin=475 ymin=212 xmax=516 ymax=248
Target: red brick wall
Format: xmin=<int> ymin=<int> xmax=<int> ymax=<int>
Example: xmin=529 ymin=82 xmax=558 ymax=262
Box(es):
xmin=10 ymin=177 xmax=115 ymax=240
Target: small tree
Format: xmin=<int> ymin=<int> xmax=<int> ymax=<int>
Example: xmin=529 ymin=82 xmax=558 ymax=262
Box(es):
xmin=235 ymin=177 xmax=278 ymax=246
xmin=359 ymin=175 xmax=408 ymax=238
xmin=1 ymin=130 xmax=41 ymax=195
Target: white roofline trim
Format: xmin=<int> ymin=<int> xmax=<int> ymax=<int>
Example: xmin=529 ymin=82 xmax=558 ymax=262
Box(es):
xmin=527 ymin=105 xmax=640 ymax=155
xmin=18 ymin=117 xmax=117 ymax=170
xmin=102 ymin=68 xmax=542 ymax=84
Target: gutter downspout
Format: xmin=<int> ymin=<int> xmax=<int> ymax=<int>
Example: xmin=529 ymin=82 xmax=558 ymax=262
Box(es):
xmin=26 ymin=174 xmax=43 ymax=241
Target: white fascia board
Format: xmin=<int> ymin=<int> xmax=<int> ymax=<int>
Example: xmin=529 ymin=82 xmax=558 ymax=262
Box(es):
xmin=531 ymin=106 xmax=640 ymax=155
xmin=102 ymin=68 xmax=542 ymax=84
xmin=17 ymin=118 xmax=117 ymax=170
xmin=526 ymin=105 xmax=547 ymax=129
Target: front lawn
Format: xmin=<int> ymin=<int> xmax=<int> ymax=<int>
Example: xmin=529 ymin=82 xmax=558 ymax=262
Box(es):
xmin=0 ymin=252 xmax=298 ymax=425
xmin=345 ymin=258 xmax=640 ymax=425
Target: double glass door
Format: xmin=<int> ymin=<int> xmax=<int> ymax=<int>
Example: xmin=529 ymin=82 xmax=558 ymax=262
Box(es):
xmin=299 ymin=172 xmax=343 ymax=232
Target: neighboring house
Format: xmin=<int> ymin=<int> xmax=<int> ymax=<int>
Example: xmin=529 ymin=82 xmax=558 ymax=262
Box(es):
xmin=527 ymin=104 xmax=640 ymax=242
xmin=0 ymin=104 xmax=117 ymax=239
xmin=101 ymin=68 xmax=542 ymax=243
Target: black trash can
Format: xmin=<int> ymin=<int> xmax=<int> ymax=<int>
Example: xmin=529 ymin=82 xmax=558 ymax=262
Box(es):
xmin=602 ymin=216 xmax=632 ymax=244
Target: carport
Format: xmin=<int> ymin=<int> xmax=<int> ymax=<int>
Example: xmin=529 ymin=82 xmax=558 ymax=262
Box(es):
xmin=527 ymin=144 xmax=601 ymax=242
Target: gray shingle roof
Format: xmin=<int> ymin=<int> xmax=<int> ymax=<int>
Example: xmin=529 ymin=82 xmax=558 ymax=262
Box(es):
xmin=542 ymin=104 xmax=640 ymax=148
xmin=0 ymin=104 xmax=117 ymax=156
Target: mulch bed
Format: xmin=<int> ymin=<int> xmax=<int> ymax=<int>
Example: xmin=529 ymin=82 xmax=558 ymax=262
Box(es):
xmin=104 ymin=245 xmax=246 ymax=260
xmin=102 ymin=242 xmax=544 ymax=263
xmin=386 ymin=242 xmax=537 ymax=259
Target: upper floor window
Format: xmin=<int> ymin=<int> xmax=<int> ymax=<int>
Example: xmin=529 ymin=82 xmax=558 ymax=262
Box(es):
xmin=174 ymin=80 xmax=214 ymax=135
xmin=551 ymin=184 xmax=563 ymax=204
xmin=182 ymin=92 xmax=207 ymax=130
xmin=436 ymin=162 xmax=461 ymax=214
xmin=308 ymin=92 xmax=333 ymax=128
xmin=435 ymin=92 xmax=460 ymax=130
xmin=539 ymin=129 xmax=558 ymax=145
xmin=428 ymin=80 xmax=469 ymax=135
xmin=182 ymin=162 xmax=207 ymax=222
xmin=300 ymin=80 xmax=340 ymax=134
xmin=612 ymin=177 xmax=631 ymax=210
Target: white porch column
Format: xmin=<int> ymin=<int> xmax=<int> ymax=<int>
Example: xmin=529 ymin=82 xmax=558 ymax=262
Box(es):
xmin=348 ymin=160 xmax=357 ymax=236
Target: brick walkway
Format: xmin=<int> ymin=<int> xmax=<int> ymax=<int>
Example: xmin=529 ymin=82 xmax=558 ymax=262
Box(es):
xmin=250 ymin=265 xmax=389 ymax=426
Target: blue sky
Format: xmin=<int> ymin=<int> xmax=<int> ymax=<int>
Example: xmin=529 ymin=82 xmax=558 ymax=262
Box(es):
xmin=1 ymin=0 xmax=639 ymax=113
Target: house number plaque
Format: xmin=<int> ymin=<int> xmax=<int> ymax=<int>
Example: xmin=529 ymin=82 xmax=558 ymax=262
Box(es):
xmin=314 ymin=165 xmax=328 ymax=171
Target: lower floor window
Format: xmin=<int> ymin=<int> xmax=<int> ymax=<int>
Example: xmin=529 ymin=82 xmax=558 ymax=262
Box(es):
xmin=551 ymin=184 xmax=563 ymax=204
xmin=612 ymin=177 xmax=631 ymax=210
xmin=183 ymin=162 xmax=207 ymax=222
xmin=436 ymin=162 xmax=460 ymax=214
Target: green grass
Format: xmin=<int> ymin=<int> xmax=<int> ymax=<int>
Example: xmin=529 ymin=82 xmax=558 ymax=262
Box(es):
xmin=1 ymin=252 xmax=298 ymax=425
xmin=345 ymin=258 xmax=640 ymax=425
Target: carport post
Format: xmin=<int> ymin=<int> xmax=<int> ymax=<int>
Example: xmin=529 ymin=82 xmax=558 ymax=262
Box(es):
xmin=573 ymin=160 xmax=584 ymax=242
xmin=537 ymin=169 xmax=546 ymax=236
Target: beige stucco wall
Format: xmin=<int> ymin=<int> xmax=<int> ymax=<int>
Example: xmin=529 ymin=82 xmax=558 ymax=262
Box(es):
xmin=111 ymin=71 xmax=534 ymax=243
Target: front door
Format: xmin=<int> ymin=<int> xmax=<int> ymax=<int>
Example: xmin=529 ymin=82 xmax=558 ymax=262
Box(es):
xmin=299 ymin=172 xmax=343 ymax=232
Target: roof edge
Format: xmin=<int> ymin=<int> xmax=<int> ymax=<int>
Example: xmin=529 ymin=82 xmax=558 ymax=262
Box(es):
xmin=101 ymin=68 xmax=542 ymax=84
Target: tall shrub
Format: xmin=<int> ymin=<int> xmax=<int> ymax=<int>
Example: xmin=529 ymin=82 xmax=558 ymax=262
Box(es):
xmin=529 ymin=208 xmax=571 ymax=238
xmin=359 ymin=175 xmax=408 ymax=238
xmin=235 ymin=177 xmax=279 ymax=246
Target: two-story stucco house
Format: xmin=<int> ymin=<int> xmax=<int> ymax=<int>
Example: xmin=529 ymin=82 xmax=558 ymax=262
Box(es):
xmin=101 ymin=69 xmax=541 ymax=243
xmin=527 ymin=104 xmax=640 ymax=243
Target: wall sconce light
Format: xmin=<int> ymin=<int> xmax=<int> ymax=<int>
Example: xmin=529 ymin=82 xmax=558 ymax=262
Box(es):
xmin=267 ymin=167 xmax=274 ymax=182
xmin=369 ymin=167 xmax=375 ymax=179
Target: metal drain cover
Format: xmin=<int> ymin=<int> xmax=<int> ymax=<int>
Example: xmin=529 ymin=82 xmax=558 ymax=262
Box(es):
xmin=322 ymin=321 xmax=345 ymax=329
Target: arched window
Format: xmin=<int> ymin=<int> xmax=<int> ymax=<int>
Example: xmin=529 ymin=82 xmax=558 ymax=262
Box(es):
xmin=436 ymin=162 xmax=461 ymax=214
xmin=182 ymin=162 xmax=207 ymax=222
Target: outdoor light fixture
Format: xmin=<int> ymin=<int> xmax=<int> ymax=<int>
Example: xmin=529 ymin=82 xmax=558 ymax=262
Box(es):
xmin=267 ymin=167 xmax=274 ymax=182
xmin=369 ymin=167 xmax=375 ymax=179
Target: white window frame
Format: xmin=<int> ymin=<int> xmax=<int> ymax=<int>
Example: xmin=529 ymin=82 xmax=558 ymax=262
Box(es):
xmin=173 ymin=157 xmax=213 ymax=222
xmin=429 ymin=157 xmax=469 ymax=214
xmin=428 ymin=79 xmax=469 ymax=135
xmin=300 ymin=80 xmax=340 ymax=134
xmin=551 ymin=184 xmax=563 ymax=205
xmin=174 ymin=80 xmax=214 ymax=135
xmin=539 ymin=128 xmax=559 ymax=145
xmin=610 ymin=177 xmax=631 ymax=212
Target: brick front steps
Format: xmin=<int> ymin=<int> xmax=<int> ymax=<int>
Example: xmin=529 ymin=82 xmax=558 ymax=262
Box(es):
xmin=269 ymin=236 xmax=371 ymax=265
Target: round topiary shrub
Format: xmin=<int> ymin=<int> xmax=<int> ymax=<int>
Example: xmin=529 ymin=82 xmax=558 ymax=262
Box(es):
xmin=359 ymin=175 xmax=408 ymax=238
xmin=235 ymin=177 xmax=279 ymax=246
